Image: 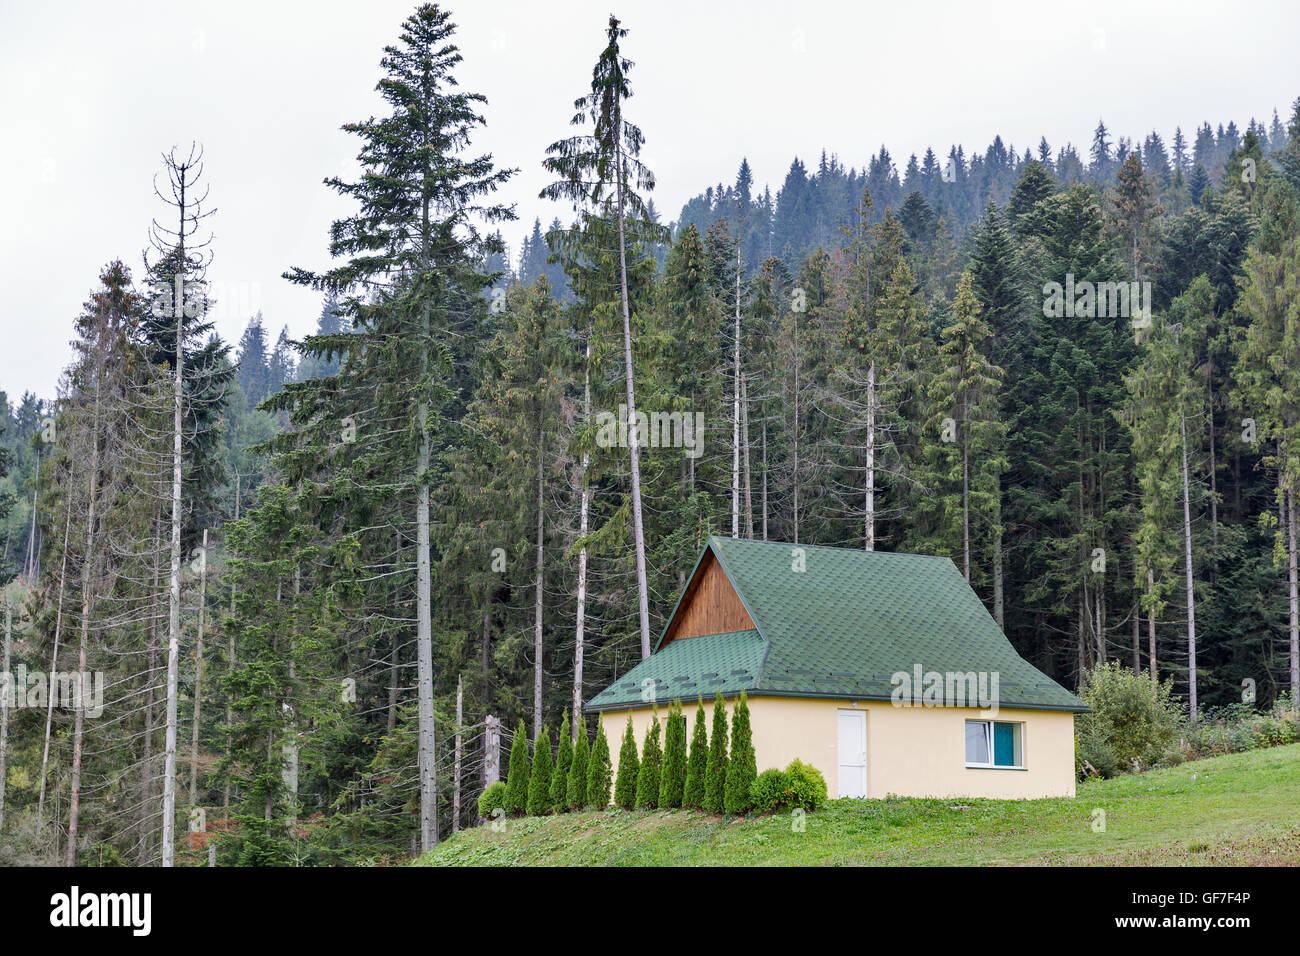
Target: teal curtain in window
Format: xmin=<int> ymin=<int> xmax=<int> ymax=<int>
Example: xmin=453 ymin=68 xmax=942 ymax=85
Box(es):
xmin=993 ymin=722 xmax=1016 ymax=766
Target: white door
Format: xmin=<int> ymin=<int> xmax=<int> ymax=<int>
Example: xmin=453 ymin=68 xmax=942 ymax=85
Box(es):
xmin=837 ymin=710 xmax=867 ymax=798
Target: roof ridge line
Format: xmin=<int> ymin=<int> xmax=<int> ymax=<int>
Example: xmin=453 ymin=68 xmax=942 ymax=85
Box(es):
xmin=707 ymin=534 xmax=956 ymax=561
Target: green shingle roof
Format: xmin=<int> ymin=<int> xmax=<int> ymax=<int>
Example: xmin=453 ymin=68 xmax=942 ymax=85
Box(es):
xmin=584 ymin=536 xmax=1086 ymax=713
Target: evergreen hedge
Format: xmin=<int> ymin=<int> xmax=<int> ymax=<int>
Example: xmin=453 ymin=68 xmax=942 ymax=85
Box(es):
xmin=683 ymin=698 xmax=709 ymax=809
xmin=551 ymin=713 xmax=573 ymax=811
xmin=659 ymin=703 xmax=687 ymax=808
xmin=703 ymin=691 xmax=729 ymax=813
xmin=567 ymin=718 xmax=590 ymax=810
xmin=724 ymin=691 xmax=756 ymax=814
xmin=635 ymin=714 xmax=663 ymax=809
xmin=526 ymin=725 xmax=553 ymax=816
xmin=587 ymin=719 xmax=613 ymax=808
xmin=614 ymin=715 xmax=640 ymax=809
xmin=505 ymin=720 xmax=530 ymax=816
xmin=478 ymin=780 xmax=508 ymax=819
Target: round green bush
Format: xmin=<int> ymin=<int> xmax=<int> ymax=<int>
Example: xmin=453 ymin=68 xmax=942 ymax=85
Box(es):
xmin=750 ymin=768 xmax=788 ymax=814
xmin=477 ymin=781 xmax=507 ymax=819
xmin=1075 ymin=661 xmax=1183 ymax=773
xmin=783 ymin=759 xmax=827 ymax=811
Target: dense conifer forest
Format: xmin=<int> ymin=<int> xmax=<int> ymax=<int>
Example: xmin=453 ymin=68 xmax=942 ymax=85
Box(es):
xmin=1 ymin=2 xmax=1298 ymax=867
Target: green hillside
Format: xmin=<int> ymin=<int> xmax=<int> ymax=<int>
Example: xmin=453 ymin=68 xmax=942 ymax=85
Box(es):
xmin=417 ymin=744 xmax=1300 ymax=866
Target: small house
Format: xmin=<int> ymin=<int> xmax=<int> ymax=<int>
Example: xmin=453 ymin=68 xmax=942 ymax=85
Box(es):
xmin=584 ymin=536 xmax=1086 ymax=800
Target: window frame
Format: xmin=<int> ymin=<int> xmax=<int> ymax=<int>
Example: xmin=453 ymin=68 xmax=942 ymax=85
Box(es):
xmin=964 ymin=719 xmax=1026 ymax=770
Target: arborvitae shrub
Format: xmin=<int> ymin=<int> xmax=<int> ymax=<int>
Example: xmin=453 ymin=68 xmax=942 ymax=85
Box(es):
xmin=551 ymin=713 xmax=573 ymax=811
xmin=703 ymin=691 xmax=728 ymax=813
xmin=635 ymin=715 xmax=663 ymax=810
xmin=750 ymin=768 xmax=788 ymax=814
xmin=724 ymin=691 xmax=756 ymax=814
xmin=478 ymin=781 xmax=508 ymax=819
xmin=567 ymin=719 xmax=590 ymax=810
xmin=526 ymin=725 xmax=553 ymax=816
xmin=683 ymin=699 xmax=709 ymax=809
xmin=783 ymin=759 xmax=827 ymax=811
xmin=587 ymin=719 xmax=613 ymax=808
xmin=505 ymin=720 xmax=530 ymax=816
xmin=659 ymin=703 xmax=687 ymax=809
xmin=613 ymin=716 xmax=640 ymax=809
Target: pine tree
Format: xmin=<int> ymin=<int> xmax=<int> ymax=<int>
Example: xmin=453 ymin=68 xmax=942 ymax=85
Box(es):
xmin=723 ymin=691 xmax=756 ymax=814
xmin=614 ymin=715 xmax=639 ymax=809
xmin=1234 ymin=238 xmax=1300 ymax=702
xmin=587 ymin=719 xmax=613 ymax=808
xmin=635 ymin=714 xmax=662 ymax=810
xmin=551 ymin=712 xmax=573 ymax=811
xmin=658 ymin=703 xmax=687 ymax=809
xmin=527 ymin=725 xmax=553 ymax=816
xmin=683 ymin=699 xmax=709 ymax=809
xmin=541 ymin=15 xmax=665 ymax=660
xmin=505 ymin=719 xmax=530 ymax=816
xmin=918 ymin=270 xmax=1005 ymax=588
xmin=277 ymin=3 xmax=514 ymax=851
xmin=703 ymin=691 xmax=728 ymax=813
xmin=566 ymin=719 xmax=590 ymax=810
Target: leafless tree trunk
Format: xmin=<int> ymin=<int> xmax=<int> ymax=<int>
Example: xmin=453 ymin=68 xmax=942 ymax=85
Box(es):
xmin=189 ymin=528 xmax=208 ymax=805
xmin=68 ymin=312 xmax=107 ymax=866
xmin=414 ymin=187 xmax=438 ymax=851
xmin=761 ymin=419 xmax=769 ymax=541
xmin=224 ymin=475 xmax=238 ymax=811
xmin=0 ymin=606 xmax=11 ymax=832
xmin=533 ymin=430 xmax=544 ymax=742
xmin=152 ymin=145 xmax=213 ymax=868
xmin=742 ymin=374 xmax=753 ymax=538
xmin=452 ymin=676 xmax=462 ymax=833
xmin=961 ymin=421 xmax=971 ymax=581
xmin=865 ymin=362 xmax=876 ymax=551
xmin=1288 ymin=485 xmax=1299 ymax=703
xmin=573 ymin=341 xmax=591 ymax=732
xmin=1147 ymin=567 xmax=1158 ymax=685
xmin=732 ymin=231 xmax=741 ymax=541
xmin=613 ymin=109 xmax=652 ymax=660
xmin=1180 ymin=413 xmax=1197 ymax=717
xmin=792 ymin=310 xmax=800 ymax=545
xmin=992 ymin=491 xmax=1004 ymax=628
xmin=37 ymin=498 xmax=73 ymax=836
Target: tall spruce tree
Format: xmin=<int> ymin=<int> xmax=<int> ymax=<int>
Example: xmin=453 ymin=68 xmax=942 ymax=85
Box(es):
xmin=277 ymin=3 xmax=514 ymax=850
xmin=541 ymin=15 xmax=665 ymax=659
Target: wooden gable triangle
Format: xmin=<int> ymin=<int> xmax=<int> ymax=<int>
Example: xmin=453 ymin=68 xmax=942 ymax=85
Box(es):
xmin=659 ymin=545 xmax=755 ymax=649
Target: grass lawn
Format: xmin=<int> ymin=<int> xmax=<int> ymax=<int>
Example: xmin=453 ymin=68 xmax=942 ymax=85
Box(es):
xmin=416 ymin=743 xmax=1300 ymax=866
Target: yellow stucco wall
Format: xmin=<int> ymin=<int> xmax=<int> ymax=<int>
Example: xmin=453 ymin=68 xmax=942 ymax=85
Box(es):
xmin=596 ymin=696 xmax=1076 ymax=801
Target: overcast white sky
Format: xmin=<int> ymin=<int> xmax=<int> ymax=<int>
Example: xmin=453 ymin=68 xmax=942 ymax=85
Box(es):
xmin=1 ymin=0 xmax=1296 ymax=401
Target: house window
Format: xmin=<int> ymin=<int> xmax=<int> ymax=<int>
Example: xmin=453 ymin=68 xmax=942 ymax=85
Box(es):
xmin=965 ymin=720 xmax=1024 ymax=769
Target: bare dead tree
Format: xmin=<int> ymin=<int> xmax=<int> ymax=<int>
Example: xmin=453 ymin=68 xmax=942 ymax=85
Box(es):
xmin=145 ymin=143 xmax=215 ymax=867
